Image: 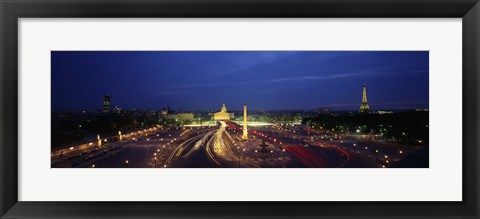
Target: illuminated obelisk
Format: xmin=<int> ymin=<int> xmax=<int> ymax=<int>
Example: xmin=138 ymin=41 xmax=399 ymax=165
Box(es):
xmin=242 ymin=103 xmax=248 ymax=140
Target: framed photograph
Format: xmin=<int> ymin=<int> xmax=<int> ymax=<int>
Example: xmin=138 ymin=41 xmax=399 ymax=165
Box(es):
xmin=1 ymin=0 xmax=479 ymax=218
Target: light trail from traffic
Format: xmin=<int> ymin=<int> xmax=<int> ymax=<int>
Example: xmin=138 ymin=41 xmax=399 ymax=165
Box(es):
xmin=166 ymin=134 xmax=205 ymax=164
xmin=182 ymin=130 xmax=216 ymax=159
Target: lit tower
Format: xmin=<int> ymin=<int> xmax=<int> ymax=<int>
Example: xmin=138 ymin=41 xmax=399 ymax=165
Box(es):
xmin=359 ymin=83 xmax=370 ymax=113
xmin=242 ymin=103 xmax=248 ymax=140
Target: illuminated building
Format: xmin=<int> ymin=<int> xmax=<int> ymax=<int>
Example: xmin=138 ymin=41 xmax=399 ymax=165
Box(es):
xmin=359 ymin=83 xmax=370 ymax=113
xmin=103 ymin=95 xmax=110 ymax=113
xmin=377 ymin=110 xmax=393 ymax=114
xmin=213 ymin=103 xmax=234 ymax=121
xmin=166 ymin=113 xmax=194 ymax=121
xmin=242 ymin=103 xmax=248 ymax=140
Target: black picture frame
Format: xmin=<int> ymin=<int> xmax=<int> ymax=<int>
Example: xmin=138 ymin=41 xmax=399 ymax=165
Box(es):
xmin=1 ymin=0 xmax=479 ymax=218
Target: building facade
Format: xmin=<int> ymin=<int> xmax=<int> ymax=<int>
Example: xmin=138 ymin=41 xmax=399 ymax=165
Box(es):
xmin=167 ymin=113 xmax=194 ymax=121
xmin=213 ymin=103 xmax=234 ymax=121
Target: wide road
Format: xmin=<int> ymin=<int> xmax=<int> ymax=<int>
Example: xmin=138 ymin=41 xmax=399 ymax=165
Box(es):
xmin=167 ymin=129 xmax=219 ymax=168
xmin=167 ymin=122 xmax=260 ymax=168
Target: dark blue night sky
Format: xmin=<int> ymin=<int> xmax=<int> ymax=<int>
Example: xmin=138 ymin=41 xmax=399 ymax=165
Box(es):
xmin=51 ymin=51 xmax=429 ymax=112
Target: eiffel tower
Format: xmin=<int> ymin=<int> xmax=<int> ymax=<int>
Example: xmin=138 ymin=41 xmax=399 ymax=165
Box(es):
xmin=359 ymin=83 xmax=370 ymax=113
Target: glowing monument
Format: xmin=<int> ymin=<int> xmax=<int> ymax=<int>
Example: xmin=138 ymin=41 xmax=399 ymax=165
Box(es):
xmin=242 ymin=103 xmax=248 ymax=140
xmin=213 ymin=103 xmax=234 ymax=121
xmin=359 ymin=83 xmax=370 ymax=113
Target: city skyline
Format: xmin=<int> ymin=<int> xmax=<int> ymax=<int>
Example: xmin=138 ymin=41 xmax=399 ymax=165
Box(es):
xmin=52 ymin=51 xmax=429 ymax=111
xmin=51 ymin=51 xmax=429 ymax=168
